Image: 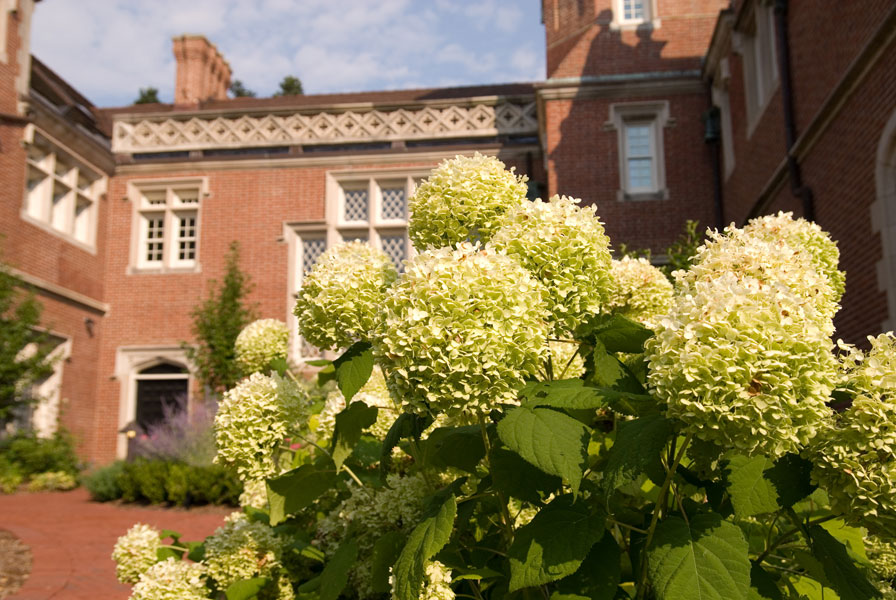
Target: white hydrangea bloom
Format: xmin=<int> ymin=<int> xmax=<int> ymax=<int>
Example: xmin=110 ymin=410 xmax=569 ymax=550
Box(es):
xmin=317 ymin=473 xmax=436 ymax=599
xmin=204 ymin=512 xmax=283 ymax=590
xmin=112 ymin=523 xmax=162 ymax=584
xmin=646 ymin=221 xmax=839 ymax=458
xmin=810 ymin=333 xmax=896 ymax=536
xmin=409 ymin=153 xmax=528 ymax=250
xmin=294 ymin=241 xmax=397 ymax=351
xmin=374 ymin=243 xmax=550 ymax=419
xmin=316 ymin=367 xmax=399 ymax=441
xmin=548 ymin=340 xmax=585 ymax=378
xmin=235 ymin=319 xmax=289 ymax=375
xmin=606 ymin=257 xmax=674 ymax=328
xmin=389 ymin=561 xmax=454 ymax=600
xmin=239 ymin=478 xmax=268 ymax=510
xmin=743 ymin=211 xmax=845 ymax=304
xmin=130 ymin=558 xmax=207 ymax=600
xmin=492 ymin=195 xmax=614 ymax=334
xmin=215 ymin=373 xmax=309 ymax=481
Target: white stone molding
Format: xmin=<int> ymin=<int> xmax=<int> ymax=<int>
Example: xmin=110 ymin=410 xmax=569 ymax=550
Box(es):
xmin=111 ymin=100 xmax=538 ymax=153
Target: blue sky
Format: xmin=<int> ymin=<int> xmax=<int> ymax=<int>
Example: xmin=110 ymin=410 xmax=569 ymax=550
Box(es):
xmin=31 ymin=0 xmax=547 ymax=108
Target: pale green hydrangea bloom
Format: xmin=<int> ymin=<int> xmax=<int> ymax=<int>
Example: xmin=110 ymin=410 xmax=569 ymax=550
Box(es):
xmin=112 ymin=523 xmax=161 ymax=584
xmin=374 ymin=243 xmax=550 ymax=419
xmin=646 ymin=225 xmax=839 ymax=457
xmin=548 ymin=340 xmax=585 ymax=378
xmin=491 ymin=195 xmax=614 ymax=334
xmin=743 ymin=211 xmax=845 ymax=305
xmin=294 ymin=241 xmax=397 ymax=351
xmin=130 ymin=558 xmax=208 ymax=600
xmin=204 ymin=512 xmax=287 ymax=594
xmin=317 ymin=472 xmax=436 ymax=599
xmin=867 ymin=535 xmax=896 ymax=580
xmin=239 ymin=478 xmax=268 ymax=510
xmin=214 ymin=373 xmax=309 ymax=481
xmin=810 ymin=333 xmax=896 ymax=536
xmin=316 ymin=367 xmax=399 ymax=441
xmin=235 ymin=319 xmax=289 ymax=375
xmin=408 ymin=153 xmax=528 ymax=249
xmin=606 ymin=257 xmax=673 ymax=328
xmin=390 ymin=560 xmax=455 ymax=600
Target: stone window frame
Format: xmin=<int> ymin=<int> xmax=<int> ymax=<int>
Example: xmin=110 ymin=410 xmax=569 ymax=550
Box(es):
xmin=21 ymin=125 xmax=106 ymax=253
xmin=285 ymin=167 xmax=430 ymax=362
xmin=734 ymin=0 xmax=779 ymax=137
xmin=606 ymin=101 xmax=671 ymax=201
xmin=126 ymin=177 xmax=208 ymax=274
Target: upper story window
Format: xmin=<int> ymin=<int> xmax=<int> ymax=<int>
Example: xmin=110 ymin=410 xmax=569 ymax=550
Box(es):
xmin=739 ymin=0 xmax=779 ymax=135
xmin=607 ymin=101 xmax=670 ymax=201
xmin=613 ymin=0 xmax=658 ymax=28
xmin=288 ymin=168 xmax=429 ymax=360
xmin=127 ymin=178 xmax=207 ymax=273
xmin=22 ymin=127 xmax=106 ymax=251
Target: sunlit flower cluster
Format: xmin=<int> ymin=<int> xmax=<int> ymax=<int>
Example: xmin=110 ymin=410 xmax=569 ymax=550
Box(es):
xmin=112 ymin=523 xmax=162 ymax=584
xmin=810 ymin=334 xmax=896 ymax=536
xmin=235 ymin=319 xmax=289 ymax=375
xmin=374 ymin=243 xmax=549 ymax=419
xmin=204 ymin=513 xmax=286 ymax=593
xmin=606 ymin=257 xmax=673 ymax=328
xmin=491 ymin=195 xmax=613 ymax=334
xmin=214 ymin=373 xmax=309 ymax=481
xmin=868 ymin=535 xmax=896 ymax=580
xmin=130 ymin=558 xmax=208 ymax=600
xmin=239 ymin=478 xmax=268 ymax=510
xmin=408 ymin=153 xmax=528 ymax=249
xmin=646 ymin=219 xmax=839 ymax=458
xmin=390 ymin=560 xmax=455 ymax=600
xmin=548 ymin=340 xmax=585 ymax=378
xmin=294 ymin=241 xmax=397 ymax=351
xmin=317 ymin=473 xmax=435 ymax=599
xmin=316 ymin=367 xmax=399 ymax=440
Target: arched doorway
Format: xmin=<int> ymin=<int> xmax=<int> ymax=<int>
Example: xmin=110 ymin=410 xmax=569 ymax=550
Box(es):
xmin=134 ymin=362 xmax=189 ymax=433
xmin=874 ymin=109 xmax=896 ymax=332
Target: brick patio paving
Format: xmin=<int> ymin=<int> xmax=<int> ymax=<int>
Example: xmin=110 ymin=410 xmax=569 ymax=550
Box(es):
xmin=0 ymin=488 xmax=232 ymax=599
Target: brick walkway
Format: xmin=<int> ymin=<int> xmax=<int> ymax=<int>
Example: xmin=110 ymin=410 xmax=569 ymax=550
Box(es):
xmin=0 ymin=488 xmax=232 ymax=599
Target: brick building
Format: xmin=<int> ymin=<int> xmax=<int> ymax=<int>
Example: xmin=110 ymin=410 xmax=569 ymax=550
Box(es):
xmin=1 ymin=0 xmax=894 ymax=464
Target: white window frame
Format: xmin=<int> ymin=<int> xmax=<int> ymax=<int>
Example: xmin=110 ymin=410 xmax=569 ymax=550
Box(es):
xmin=611 ymin=0 xmax=660 ymax=30
xmin=126 ymin=177 xmax=207 ymax=273
xmin=607 ymin=101 xmax=670 ymax=201
xmin=21 ymin=125 xmax=106 ymax=253
xmin=736 ymin=0 xmax=779 ymax=136
xmin=114 ymin=346 xmax=192 ymax=459
xmin=285 ymin=168 xmax=430 ymax=362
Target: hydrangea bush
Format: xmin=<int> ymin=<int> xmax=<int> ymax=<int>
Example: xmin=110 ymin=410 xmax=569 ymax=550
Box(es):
xmin=115 ymin=156 xmax=895 ymax=600
xmin=235 ymin=319 xmax=289 ymax=375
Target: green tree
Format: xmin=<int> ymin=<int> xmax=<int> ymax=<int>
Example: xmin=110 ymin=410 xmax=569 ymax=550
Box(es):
xmin=134 ymin=87 xmax=160 ymax=104
xmin=274 ymin=75 xmax=304 ymax=96
xmin=661 ymin=219 xmax=703 ymax=278
xmin=228 ymin=80 xmax=256 ymax=98
xmin=183 ymin=242 xmax=256 ymax=394
xmin=0 ymin=260 xmax=54 ymax=422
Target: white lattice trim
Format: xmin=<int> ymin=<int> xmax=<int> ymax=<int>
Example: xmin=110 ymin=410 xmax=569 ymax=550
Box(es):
xmin=111 ymin=101 xmax=538 ymax=153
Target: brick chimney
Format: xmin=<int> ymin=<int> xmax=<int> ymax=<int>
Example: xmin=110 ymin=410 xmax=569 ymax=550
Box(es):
xmin=172 ymin=35 xmax=232 ymax=106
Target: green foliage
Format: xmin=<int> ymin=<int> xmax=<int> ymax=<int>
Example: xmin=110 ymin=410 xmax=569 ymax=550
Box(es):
xmin=229 ymin=79 xmax=256 ymax=98
xmin=391 ymin=495 xmax=456 ymax=600
xmin=267 ymin=461 xmax=337 ymax=526
xmin=661 ymin=219 xmax=703 ymax=277
xmin=0 ymin=261 xmax=55 ymax=422
xmin=183 ymin=241 xmax=256 ymax=393
xmin=0 ymin=430 xmax=80 ymax=476
xmin=84 ymin=459 xmax=241 ymax=506
xmin=133 ymin=86 xmax=160 ymax=104
xmin=275 ymin=75 xmax=304 ymax=96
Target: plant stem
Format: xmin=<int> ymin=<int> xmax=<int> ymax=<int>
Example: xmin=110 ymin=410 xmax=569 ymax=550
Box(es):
xmin=606 ymin=518 xmax=648 ymax=534
xmin=754 ymin=514 xmax=837 ymax=565
xmin=480 ymin=419 xmax=515 ymax=543
xmin=635 ymin=433 xmax=693 ymax=600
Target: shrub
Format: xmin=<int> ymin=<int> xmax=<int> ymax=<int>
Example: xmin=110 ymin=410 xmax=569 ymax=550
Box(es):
xmin=0 ymin=430 xmax=80 ymax=477
xmin=26 ymin=470 xmax=77 ymax=492
xmin=83 ymin=461 xmax=125 ymax=501
xmin=86 ymin=459 xmax=240 ymax=507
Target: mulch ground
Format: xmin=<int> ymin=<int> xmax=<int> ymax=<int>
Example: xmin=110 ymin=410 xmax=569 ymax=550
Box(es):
xmin=0 ymin=488 xmax=232 ymax=599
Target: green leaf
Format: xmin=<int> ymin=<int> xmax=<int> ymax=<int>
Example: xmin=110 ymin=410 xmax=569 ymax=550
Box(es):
xmin=225 ymin=577 xmax=270 ymax=600
xmin=319 ymin=540 xmax=358 ymax=600
xmin=420 ymin=426 xmax=485 ymax=472
xmin=317 ymin=362 xmax=336 ymax=386
xmin=724 ymin=455 xmax=780 ymax=518
xmin=156 ymin=546 xmax=184 ymax=561
xmin=600 ymin=414 xmax=673 ymax=504
xmin=497 ymin=406 xmax=589 ymax=495
xmin=554 ymin=530 xmax=621 ymax=600
xmin=304 ymin=359 xmax=331 ymax=367
xmin=333 ymin=341 xmax=373 ymax=402
xmin=806 ymin=525 xmax=881 ymax=600
xmin=490 ymin=447 xmax=563 ymax=503
xmin=508 ymin=495 xmax=606 ymax=592
xmin=370 ymin=531 xmax=407 ymax=594
xmin=392 ymin=495 xmax=457 ymax=600
xmin=763 ymin=454 xmax=816 ymax=508
xmin=749 ymin=562 xmax=783 ymax=600
xmin=380 ymin=412 xmax=434 ymax=480
xmin=520 ymin=379 xmax=608 ymax=410
xmin=184 ymin=541 xmax=205 ymax=563
xmin=550 ymin=595 xmax=591 ymax=600
xmin=589 ymin=340 xmax=644 ymax=393
xmin=159 ymin=529 xmax=182 ymax=542
xmin=332 ymin=401 xmax=379 ymax=468
xmin=647 ymin=514 xmax=751 ymax=600
xmin=575 ymin=313 xmax=654 ymax=353
xmin=267 ymin=461 xmax=337 ymax=525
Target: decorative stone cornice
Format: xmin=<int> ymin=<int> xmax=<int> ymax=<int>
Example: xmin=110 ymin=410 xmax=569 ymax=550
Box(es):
xmin=111 ymin=99 xmax=538 ymax=154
